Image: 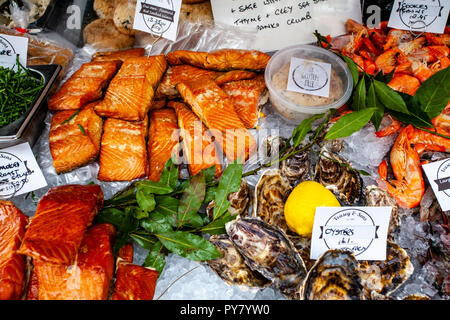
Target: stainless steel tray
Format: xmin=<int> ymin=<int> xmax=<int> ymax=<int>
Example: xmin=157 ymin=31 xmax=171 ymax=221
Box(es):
xmin=0 ymin=64 xmax=61 ymax=149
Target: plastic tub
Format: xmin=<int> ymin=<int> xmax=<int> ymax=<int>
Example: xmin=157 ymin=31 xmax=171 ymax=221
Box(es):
xmin=265 ymin=44 xmax=353 ymax=124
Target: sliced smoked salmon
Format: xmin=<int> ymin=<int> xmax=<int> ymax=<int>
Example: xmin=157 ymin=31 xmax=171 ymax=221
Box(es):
xmin=221 ymin=75 xmax=268 ymax=129
xmin=148 ymin=108 xmax=180 ymax=181
xmin=112 ymin=260 xmax=159 ymax=300
xmin=18 ymin=185 xmax=104 ymax=265
xmin=94 ymin=55 xmax=167 ymax=121
xmin=213 ymin=70 xmax=257 ymax=86
xmin=92 ymin=48 xmax=145 ymax=62
xmin=26 ymin=267 xmax=39 ymax=300
xmin=168 ymin=101 xmax=222 ymax=178
xmin=0 ymin=201 xmax=29 ymax=300
xmin=98 ymin=117 xmax=149 ymax=181
xmin=177 ymin=79 xmax=256 ymax=162
xmin=33 ymin=223 xmax=116 ymax=300
xmin=48 ymin=60 xmax=122 ymax=111
xmin=118 ymin=243 xmax=134 ymax=263
xmin=49 ymin=102 xmax=103 ymax=174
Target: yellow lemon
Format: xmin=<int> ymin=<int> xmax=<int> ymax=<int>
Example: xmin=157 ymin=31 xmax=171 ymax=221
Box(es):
xmin=284 ymin=181 xmax=340 ymax=237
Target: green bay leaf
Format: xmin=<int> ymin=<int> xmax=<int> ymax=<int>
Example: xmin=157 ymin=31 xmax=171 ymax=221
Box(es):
xmin=373 ymin=79 xmax=409 ymax=114
xmin=415 ymin=67 xmax=450 ymax=119
xmin=325 ymin=108 xmax=377 ymax=140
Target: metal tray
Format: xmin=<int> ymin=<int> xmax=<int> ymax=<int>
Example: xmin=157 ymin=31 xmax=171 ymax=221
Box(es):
xmin=0 ymin=64 xmax=61 ymax=149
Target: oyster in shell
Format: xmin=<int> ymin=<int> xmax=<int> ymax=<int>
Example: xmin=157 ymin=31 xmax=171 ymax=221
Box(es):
xmin=287 ymin=235 xmax=315 ymax=270
xmin=207 ymin=235 xmax=270 ymax=288
xmin=252 ymin=169 xmax=291 ymax=233
xmin=402 ymin=294 xmax=430 ymax=300
xmin=365 ymin=185 xmax=399 ymax=238
xmin=314 ymin=149 xmax=362 ymax=205
xmin=318 ymin=121 xmax=344 ymax=153
xmin=260 ymin=136 xmax=287 ymax=164
xmin=301 ymin=249 xmax=365 ymax=300
xmin=206 ymin=179 xmax=252 ymax=219
xmin=358 ymin=241 xmax=414 ymax=297
xmin=226 ymin=218 xmax=307 ymax=299
xmin=280 ymin=147 xmax=311 ymax=186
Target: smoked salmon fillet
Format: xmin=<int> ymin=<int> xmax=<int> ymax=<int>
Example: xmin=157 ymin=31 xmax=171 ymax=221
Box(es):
xmin=213 ymin=70 xmax=257 ymax=86
xmin=0 ymin=201 xmax=29 ymax=300
xmin=26 ymin=267 xmax=39 ymax=300
xmin=221 ymin=75 xmax=268 ymax=129
xmin=167 ymin=49 xmax=270 ymax=71
xmin=112 ymin=260 xmax=159 ymax=300
xmin=148 ymin=108 xmax=180 ymax=181
xmin=177 ymin=79 xmax=256 ymax=162
xmin=48 ymin=60 xmax=122 ymax=111
xmin=33 ymin=224 xmax=116 ymax=300
xmin=168 ymin=101 xmax=222 ymax=178
xmin=118 ymin=243 xmax=134 ymax=263
xmin=98 ymin=117 xmax=149 ymax=181
xmin=92 ymin=48 xmax=145 ymax=62
xmin=94 ymin=55 xmax=167 ymax=121
xmin=49 ymin=102 xmax=103 ymax=174
xmin=18 ymin=185 xmax=104 ymax=265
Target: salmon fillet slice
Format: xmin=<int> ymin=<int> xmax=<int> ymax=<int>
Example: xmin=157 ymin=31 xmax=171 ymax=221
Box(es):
xmin=49 ymin=102 xmax=103 ymax=174
xmin=167 ymin=49 xmax=270 ymax=71
xmin=177 ymin=79 xmax=256 ymax=162
xmin=98 ymin=117 xmax=149 ymax=182
xmin=213 ymin=70 xmax=257 ymax=86
xmin=92 ymin=48 xmax=145 ymax=62
xmin=18 ymin=185 xmax=104 ymax=265
xmin=33 ymin=223 xmax=116 ymax=300
xmin=221 ymin=75 xmax=268 ymax=129
xmin=148 ymin=108 xmax=180 ymax=181
xmin=169 ymin=101 xmax=222 ymax=178
xmin=48 ymin=60 xmax=122 ymax=111
xmin=112 ymin=260 xmax=159 ymax=300
xmin=94 ymin=55 xmax=167 ymax=121
xmin=0 ymin=201 xmax=29 ymax=300
xmin=118 ymin=243 xmax=134 ymax=263
xmin=26 ymin=267 xmax=39 ymax=300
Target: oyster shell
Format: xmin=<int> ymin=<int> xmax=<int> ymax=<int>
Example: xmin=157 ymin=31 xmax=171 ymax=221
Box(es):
xmin=318 ymin=121 xmax=344 ymax=153
xmin=314 ymin=149 xmax=362 ymax=205
xmin=206 ymin=179 xmax=252 ymax=219
xmin=358 ymin=241 xmax=414 ymax=297
xmin=402 ymin=294 xmax=430 ymax=300
xmin=287 ymin=235 xmax=315 ymax=270
xmin=365 ymin=185 xmax=399 ymax=238
xmin=280 ymin=147 xmax=311 ymax=186
xmin=207 ymin=235 xmax=270 ymax=288
xmin=252 ymin=169 xmax=291 ymax=233
xmin=226 ymin=218 xmax=307 ymax=299
xmin=419 ymin=187 xmax=442 ymax=223
xmin=301 ymin=249 xmax=365 ymax=300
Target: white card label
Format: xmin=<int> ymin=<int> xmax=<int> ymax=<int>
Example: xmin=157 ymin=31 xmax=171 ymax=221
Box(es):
xmin=210 ymin=0 xmax=362 ymax=52
xmin=0 ymin=143 xmax=47 ymax=199
xmin=388 ymin=0 xmax=450 ymax=34
xmin=287 ymin=57 xmax=331 ymax=98
xmin=0 ymin=34 xmax=28 ymax=70
xmin=310 ymin=207 xmax=392 ymax=261
xmin=422 ymin=158 xmax=450 ymax=211
xmin=133 ymin=0 xmax=182 ymax=42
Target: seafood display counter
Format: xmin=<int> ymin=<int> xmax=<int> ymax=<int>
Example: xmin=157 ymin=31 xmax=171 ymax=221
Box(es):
xmin=0 ymin=0 xmax=449 ymax=302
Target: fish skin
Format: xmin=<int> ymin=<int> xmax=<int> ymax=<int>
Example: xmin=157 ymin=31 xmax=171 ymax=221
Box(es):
xmin=112 ymin=261 xmax=159 ymax=300
xmin=177 ymin=78 xmax=256 ymax=162
xmin=147 ymin=108 xmax=180 ymax=181
xmin=168 ymin=101 xmax=222 ymax=178
xmin=33 ymin=223 xmax=116 ymax=300
xmin=18 ymin=185 xmax=104 ymax=265
xmin=0 ymin=201 xmax=29 ymax=300
xmin=48 ymin=60 xmax=122 ymax=111
xmin=98 ymin=116 xmax=149 ymax=182
xmin=94 ymin=55 xmax=167 ymax=121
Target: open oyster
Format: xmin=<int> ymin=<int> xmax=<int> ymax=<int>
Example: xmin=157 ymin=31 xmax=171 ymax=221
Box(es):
xmin=226 ymin=218 xmax=307 ymax=299
xmin=358 ymin=241 xmax=414 ymax=297
xmin=280 ymin=147 xmax=311 ymax=186
xmin=365 ymin=185 xmax=399 ymax=238
xmin=207 ymin=235 xmax=270 ymax=288
xmin=301 ymin=249 xmax=365 ymax=300
xmin=314 ymin=149 xmax=362 ymax=205
xmin=206 ymin=179 xmax=252 ymax=219
xmin=252 ymin=169 xmax=291 ymax=233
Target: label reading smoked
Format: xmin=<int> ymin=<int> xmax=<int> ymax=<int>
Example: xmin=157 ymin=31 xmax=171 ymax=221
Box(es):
xmin=0 ymin=34 xmax=28 ymax=70
xmin=423 ymin=158 xmax=450 ymax=211
xmin=387 ymin=0 xmax=449 ymax=34
xmin=310 ymin=207 xmax=392 ymax=261
xmin=286 ymin=57 xmax=331 ymax=98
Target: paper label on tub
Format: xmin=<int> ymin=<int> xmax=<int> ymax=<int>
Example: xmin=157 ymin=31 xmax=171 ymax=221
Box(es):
xmin=286 ymin=57 xmax=331 ymax=98
xmin=0 ymin=143 xmax=47 ymax=199
xmin=422 ymin=158 xmax=450 ymax=211
xmin=0 ymin=34 xmax=28 ymax=70
xmin=387 ymin=0 xmax=449 ymax=34
xmin=133 ymin=0 xmax=182 ymax=42
xmin=310 ymin=207 xmax=392 ymax=261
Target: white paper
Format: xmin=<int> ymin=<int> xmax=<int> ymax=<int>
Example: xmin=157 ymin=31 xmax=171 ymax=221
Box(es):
xmin=388 ymin=0 xmax=449 ymax=34
xmin=310 ymin=207 xmax=392 ymax=261
xmin=210 ymin=0 xmax=362 ymax=52
xmin=287 ymin=57 xmax=331 ymax=98
xmin=133 ymin=0 xmax=182 ymax=42
xmin=0 ymin=143 xmax=47 ymax=199
xmin=0 ymin=34 xmax=28 ymax=70
xmin=422 ymin=158 xmax=450 ymax=211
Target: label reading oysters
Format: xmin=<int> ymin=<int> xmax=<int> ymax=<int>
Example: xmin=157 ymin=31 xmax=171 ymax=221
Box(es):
xmin=287 ymin=57 xmax=331 ymax=98
xmin=310 ymin=207 xmax=392 ymax=261
xmin=422 ymin=158 xmax=450 ymax=211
